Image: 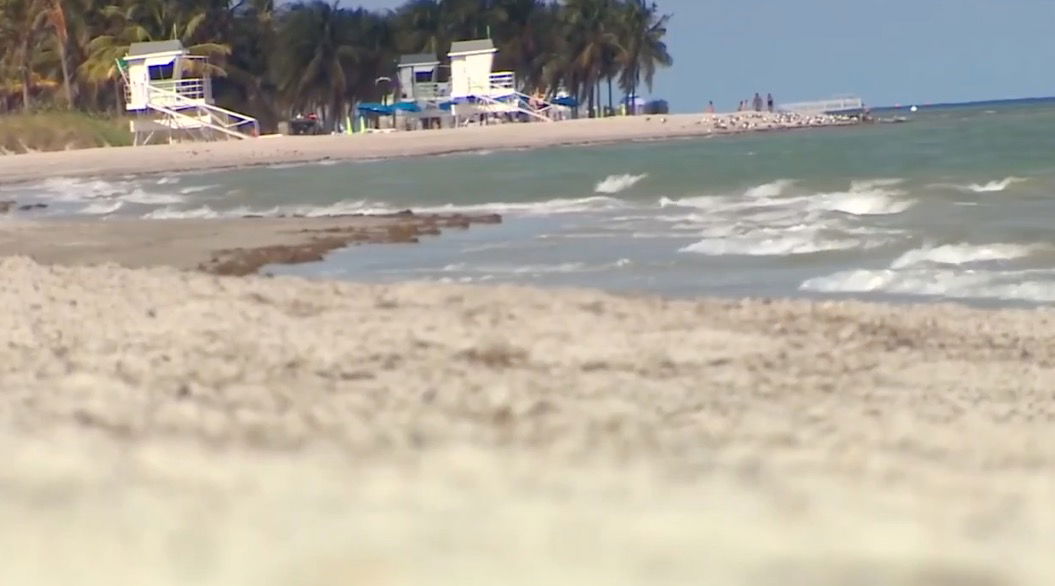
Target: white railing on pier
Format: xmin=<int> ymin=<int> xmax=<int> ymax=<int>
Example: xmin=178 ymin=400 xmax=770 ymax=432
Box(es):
xmin=779 ymin=96 xmax=864 ymax=114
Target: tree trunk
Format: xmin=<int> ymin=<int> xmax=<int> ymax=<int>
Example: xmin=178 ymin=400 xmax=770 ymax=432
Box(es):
xmin=597 ymin=80 xmax=603 ymax=116
xmin=58 ymin=40 xmax=74 ymax=107
xmin=607 ymin=77 xmax=613 ymax=114
xmin=586 ymin=81 xmax=594 ymax=118
xmin=113 ymin=79 xmax=122 ymax=115
xmin=20 ymin=41 xmax=32 ymax=113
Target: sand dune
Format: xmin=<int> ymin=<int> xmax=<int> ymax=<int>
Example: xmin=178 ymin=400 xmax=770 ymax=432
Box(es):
xmin=1 ymin=256 xmax=1053 ymax=585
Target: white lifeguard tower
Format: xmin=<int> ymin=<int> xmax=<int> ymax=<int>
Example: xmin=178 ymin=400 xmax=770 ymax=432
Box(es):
xmin=118 ymin=40 xmax=259 ymax=145
xmin=398 ymin=53 xmax=445 ymax=103
xmin=446 ymin=38 xmax=556 ymax=124
xmin=395 ymin=53 xmax=451 ymax=128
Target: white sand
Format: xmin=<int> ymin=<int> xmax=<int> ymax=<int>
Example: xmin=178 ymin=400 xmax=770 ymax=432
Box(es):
xmin=1 ymin=256 xmax=1053 ymax=586
xmin=0 ymin=112 xmax=852 ymax=183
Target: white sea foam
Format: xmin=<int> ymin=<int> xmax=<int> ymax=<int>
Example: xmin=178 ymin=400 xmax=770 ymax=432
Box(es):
xmin=416 ymin=196 xmax=628 ymax=215
xmin=679 ymin=227 xmax=884 ymax=257
xmin=79 ymin=201 xmax=124 ymax=215
xmin=891 ymin=243 xmax=1042 ymax=269
xmin=744 ymin=179 xmax=795 ymax=198
xmin=178 ymin=185 xmax=219 ymax=195
xmin=932 ymin=177 xmax=1027 ymax=193
xmin=801 ymin=268 xmax=1055 ymax=303
xmin=849 ymin=178 xmax=905 ymax=191
xmin=965 ymin=177 xmax=1026 ymax=193
xmin=141 ymin=196 xmax=619 ymax=220
xmin=595 ymin=173 xmax=648 ymax=194
xmin=29 ymin=177 xmax=125 ymax=202
xmin=141 ymin=199 xmax=393 ymax=219
xmin=121 ymin=189 xmax=186 ymax=205
xmin=810 ymin=186 xmax=914 ymax=216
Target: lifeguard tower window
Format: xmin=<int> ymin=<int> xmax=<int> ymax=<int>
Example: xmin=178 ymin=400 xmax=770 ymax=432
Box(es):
xmin=149 ymin=63 xmax=175 ymax=80
xmin=415 ymin=71 xmax=432 ymax=82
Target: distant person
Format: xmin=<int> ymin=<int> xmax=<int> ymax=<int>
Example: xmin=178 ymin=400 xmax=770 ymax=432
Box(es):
xmin=753 ymin=93 xmax=763 ymax=112
xmin=767 ymin=93 xmax=774 ymax=112
xmin=706 ymin=101 xmax=716 ymax=114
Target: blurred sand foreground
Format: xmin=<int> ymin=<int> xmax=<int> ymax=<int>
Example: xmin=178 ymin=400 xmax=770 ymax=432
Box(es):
xmin=2 ymin=256 xmax=1053 ymax=586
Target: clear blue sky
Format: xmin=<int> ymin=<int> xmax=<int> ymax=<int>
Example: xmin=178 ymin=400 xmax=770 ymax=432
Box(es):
xmin=334 ymin=0 xmax=1055 ymax=111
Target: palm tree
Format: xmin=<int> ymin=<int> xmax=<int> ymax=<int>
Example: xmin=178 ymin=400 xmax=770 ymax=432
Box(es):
xmin=218 ymin=0 xmax=281 ymax=131
xmin=617 ymin=0 xmax=671 ymax=112
xmin=81 ymin=0 xmax=228 ymax=87
xmin=562 ymin=0 xmax=622 ymax=116
xmin=393 ymin=0 xmax=443 ymax=55
xmin=275 ymin=0 xmax=358 ymax=130
xmin=35 ymin=0 xmax=74 ymax=106
xmin=0 ymin=0 xmax=45 ymax=112
xmin=489 ymin=0 xmax=553 ymax=94
xmin=0 ymin=0 xmax=675 ymax=119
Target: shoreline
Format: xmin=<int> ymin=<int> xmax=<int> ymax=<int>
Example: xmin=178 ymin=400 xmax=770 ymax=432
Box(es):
xmin=0 ymin=213 xmax=501 ymax=275
xmin=0 ymin=111 xmax=859 ymax=184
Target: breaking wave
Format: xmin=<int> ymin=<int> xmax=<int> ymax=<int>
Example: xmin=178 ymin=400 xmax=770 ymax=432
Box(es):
xmin=413 ymin=196 xmax=628 ymax=215
xmin=801 ymin=268 xmax=1055 ymax=304
xmin=679 ymin=225 xmax=891 ymax=257
xmin=594 ymin=173 xmax=648 ymax=194
xmin=966 ymin=177 xmax=1026 ymax=192
xmin=891 ymin=243 xmax=1043 ymax=269
xmin=744 ymin=179 xmax=795 ymax=198
xmin=803 ymin=241 xmax=1053 ymax=303
xmin=809 ymin=180 xmax=914 ymax=216
xmin=79 ymin=201 xmax=124 ymax=215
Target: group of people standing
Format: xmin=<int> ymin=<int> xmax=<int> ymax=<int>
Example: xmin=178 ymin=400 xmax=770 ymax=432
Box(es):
xmin=737 ymin=93 xmax=775 ymax=112
xmin=701 ymin=93 xmax=777 ymax=114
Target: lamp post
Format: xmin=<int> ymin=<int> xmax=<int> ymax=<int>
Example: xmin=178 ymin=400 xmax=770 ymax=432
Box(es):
xmin=375 ymin=76 xmax=392 ymax=106
xmin=375 ymin=76 xmax=394 ymax=129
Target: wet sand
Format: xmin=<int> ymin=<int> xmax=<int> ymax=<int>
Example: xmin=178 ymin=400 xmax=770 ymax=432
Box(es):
xmin=0 ymin=213 xmax=500 ymax=275
xmin=1 ymin=256 xmax=1053 ymax=586
xmin=0 ymin=111 xmax=855 ymax=183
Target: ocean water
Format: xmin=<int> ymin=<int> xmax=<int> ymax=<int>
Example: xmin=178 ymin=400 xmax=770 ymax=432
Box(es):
xmin=7 ymin=101 xmax=1055 ymax=306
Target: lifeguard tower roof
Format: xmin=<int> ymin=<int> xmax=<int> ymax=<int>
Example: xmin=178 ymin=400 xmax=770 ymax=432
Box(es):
xmin=127 ymin=40 xmax=186 ymax=58
xmin=449 ymin=39 xmax=495 ymax=56
xmin=399 ymin=53 xmax=439 ymax=67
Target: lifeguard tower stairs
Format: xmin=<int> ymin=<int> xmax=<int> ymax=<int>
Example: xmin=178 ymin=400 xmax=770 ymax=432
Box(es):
xmin=118 ymin=40 xmax=259 ymax=145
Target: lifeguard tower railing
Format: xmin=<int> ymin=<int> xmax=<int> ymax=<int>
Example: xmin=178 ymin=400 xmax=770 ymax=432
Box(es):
xmin=453 ymin=71 xmax=558 ymax=123
xmin=413 ymin=81 xmax=450 ymax=100
xmin=117 ymin=53 xmax=258 ymax=143
xmin=779 ymin=96 xmax=864 ymax=115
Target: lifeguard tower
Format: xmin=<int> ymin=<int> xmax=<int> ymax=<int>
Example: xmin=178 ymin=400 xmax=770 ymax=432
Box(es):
xmin=395 ymin=53 xmax=451 ymax=128
xmin=118 ymin=40 xmax=259 ymax=145
xmin=446 ymin=38 xmax=556 ymax=124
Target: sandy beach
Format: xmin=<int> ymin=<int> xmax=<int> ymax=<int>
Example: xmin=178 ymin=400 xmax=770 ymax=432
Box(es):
xmin=1 ymin=251 xmax=1054 ymax=585
xmin=0 ymin=111 xmax=855 ymax=184
xmin=2 ymin=111 xmax=1049 ymax=586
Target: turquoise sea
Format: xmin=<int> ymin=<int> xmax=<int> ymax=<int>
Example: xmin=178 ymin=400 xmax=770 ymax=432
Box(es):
xmin=7 ymin=100 xmax=1055 ymax=306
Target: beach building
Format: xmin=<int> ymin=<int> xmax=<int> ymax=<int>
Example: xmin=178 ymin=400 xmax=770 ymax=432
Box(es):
xmin=358 ymin=38 xmax=572 ymax=130
xmin=118 ymin=40 xmax=259 ymax=145
xmin=395 ymin=53 xmax=450 ymax=129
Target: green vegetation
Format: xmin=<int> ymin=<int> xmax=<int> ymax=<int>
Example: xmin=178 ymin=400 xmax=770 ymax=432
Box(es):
xmin=0 ymin=111 xmax=131 ymax=153
xmin=0 ymin=0 xmax=673 ymax=134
